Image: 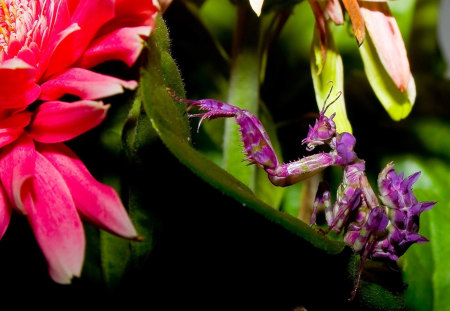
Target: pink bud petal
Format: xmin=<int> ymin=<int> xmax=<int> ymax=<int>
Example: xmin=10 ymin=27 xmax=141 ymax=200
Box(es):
xmin=40 ymin=68 xmax=138 ymax=100
xmin=22 ymin=152 xmax=85 ymax=284
xmin=320 ymin=0 xmax=344 ymax=25
xmin=360 ymin=2 xmax=411 ymax=91
xmin=29 ymin=100 xmax=109 ymax=143
xmin=38 ymin=143 xmax=138 ymax=239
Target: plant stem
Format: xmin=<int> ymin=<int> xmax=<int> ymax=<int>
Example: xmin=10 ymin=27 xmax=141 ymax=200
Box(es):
xmin=223 ymin=2 xmax=261 ymax=190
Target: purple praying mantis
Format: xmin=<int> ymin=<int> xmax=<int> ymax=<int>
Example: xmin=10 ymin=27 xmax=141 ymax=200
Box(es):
xmin=168 ymin=87 xmax=435 ymax=300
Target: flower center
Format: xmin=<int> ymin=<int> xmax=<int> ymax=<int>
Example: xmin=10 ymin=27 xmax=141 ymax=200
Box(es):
xmin=0 ymin=0 xmax=18 ymax=49
xmin=0 ymin=0 xmax=39 ymax=54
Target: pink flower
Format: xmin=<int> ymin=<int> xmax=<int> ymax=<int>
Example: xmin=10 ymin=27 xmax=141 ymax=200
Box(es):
xmin=0 ymin=0 xmax=158 ymax=283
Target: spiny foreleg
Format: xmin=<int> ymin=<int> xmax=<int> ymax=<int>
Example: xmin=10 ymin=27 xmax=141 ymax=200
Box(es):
xmin=169 ymin=89 xmax=347 ymax=186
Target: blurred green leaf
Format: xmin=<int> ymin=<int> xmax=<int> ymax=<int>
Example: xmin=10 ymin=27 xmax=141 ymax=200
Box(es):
xmin=412 ymin=118 xmax=450 ymax=160
xmin=310 ymin=22 xmax=353 ymax=134
xmin=99 ymin=97 xmax=157 ymax=290
xmin=100 ymin=231 xmax=131 ymax=288
xmin=280 ymin=182 xmax=303 ymax=217
xmin=123 ymin=100 xmax=159 ymax=270
xmin=359 ymin=33 xmax=415 ymax=121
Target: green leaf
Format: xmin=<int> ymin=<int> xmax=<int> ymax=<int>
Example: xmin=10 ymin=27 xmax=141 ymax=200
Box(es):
xmin=142 ymin=15 xmax=190 ymax=141
xmin=280 ymin=182 xmax=303 ymax=218
xmin=310 ymin=22 xmax=353 ymax=134
xmin=99 ymin=98 xmax=159 ymax=289
xmin=388 ymin=157 xmax=450 ymax=310
xmin=359 ymin=33 xmax=415 ymax=121
xmin=124 ymin=105 xmax=159 ymax=270
xmin=100 ymin=231 xmax=131 ymax=288
xmin=412 ymin=118 xmax=450 ymax=160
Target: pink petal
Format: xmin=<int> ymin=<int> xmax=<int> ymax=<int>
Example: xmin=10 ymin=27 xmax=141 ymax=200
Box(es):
xmin=76 ymin=26 xmax=151 ymax=68
xmin=43 ymin=0 xmax=115 ymax=78
xmin=0 ymin=184 xmax=12 ymax=239
xmin=40 ymin=68 xmax=138 ymax=100
xmin=0 ymin=58 xmax=40 ymax=108
xmin=93 ymin=0 xmax=158 ymax=40
xmin=48 ymin=0 xmax=72 ymax=36
xmin=22 ymin=152 xmax=85 ymax=284
xmin=17 ymin=47 xmax=39 ymax=66
xmin=114 ymin=0 xmax=158 ymax=26
xmin=320 ymin=0 xmax=344 ymax=25
xmin=360 ymin=2 xmax=411 ymax=91
xmin=0 ymin=135 xmax=36 ymax=214
xmin=38 ymin=23 xmax=81 ymax=81
xmin=29 ymin=100 xmax=109 ymax=143
xmin=0 ymin=111 xmax=31 ymax=148
xmin=38 ymin=143 xmax=138 ymax=239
